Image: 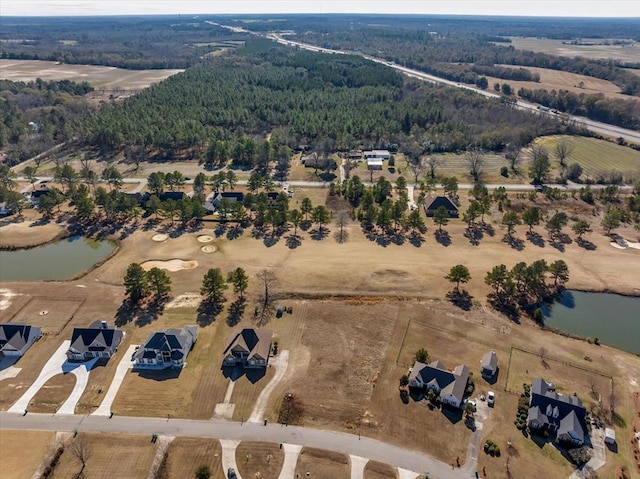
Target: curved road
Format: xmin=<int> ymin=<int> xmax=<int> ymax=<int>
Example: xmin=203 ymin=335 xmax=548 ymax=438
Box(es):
xmin=0 ymin=412 xmax=471 ymax=478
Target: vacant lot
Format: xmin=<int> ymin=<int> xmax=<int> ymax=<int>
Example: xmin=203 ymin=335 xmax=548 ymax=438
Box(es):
xmin=9 ymin=296 xmax=85 ymax=335
xmin=364 ymin=460 xmax=399 ymax=479
xmin=165 ymin=437 xmax=225 ymax=479
xmin=52 ymin=433 xmax=157 ymax=479
xmin=0 ymin=430 xmax=56 ymax=479
xmin=535 ymin=135 xmax=640 ymax=179
xmin=236 ymin=441 xmax=285 ymax=479
xmin=506 ymin=37 xmax=640 ymax=63
xmin=295 ymin=447 xmax=350 ymax=479
xmin=0 ymin=59 xmax=182 ymax=90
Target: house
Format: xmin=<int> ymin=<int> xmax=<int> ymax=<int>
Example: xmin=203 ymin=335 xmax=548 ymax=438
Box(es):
xmin=367 ymin=158 xmax=383 ymax=170
xmin=527 ymin=378 xmax=587 ymax=445
xmin=30 ymin=187 xmax=51 ymax=201
xmin=364 ymin=149 xmax=390 ymax=160
xmin=408 ymin=360 xmax=470 ymax=408
xmin=222 ymin=328 xmax=272 ymax=369
xmin=424 ymin=196 xmax=459 ymax=217
xmin=66 ymin=321 xmax=124 ymax=361
xmin=605 ymin=428 xmax=616 ymax=445
xmin=480 ymin=350 xmax=498 ymax=377
xmin=0 ymin=324 xmax=42 ymax=357
xmin=133 ymin=325 xmax=198 ymax=369
xmin=158 ymin=191 xmax=185 ymax=202
xmin=123 ymin=191 xmax=149 ymax=205
xmin=266 ymin=192 xmax=279 ymax=208
xmin=211 ymin=192 xmax=244 ymax=210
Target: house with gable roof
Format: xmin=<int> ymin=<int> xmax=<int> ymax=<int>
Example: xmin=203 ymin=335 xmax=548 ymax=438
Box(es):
xmin=527 ymin=378 xmax=587 ymax=445
xmin=66 ymin=321 xmax=123 ymax=361
xmin=408 ymin=360 xmax=470 ymax=408
xmin=222 ymin=328 xmax=272 ymax=369
xmin=0 ymin=323 xmax=42 ymax=357
xmin=424 ymin=196 xmax=459 ymax=217
xmin=133 ymin=325 xmax=198 ymax=369
xmin=480 ymin=350 xmax=498 ymax=377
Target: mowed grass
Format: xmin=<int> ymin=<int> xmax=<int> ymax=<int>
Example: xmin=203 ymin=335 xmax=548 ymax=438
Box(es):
xmin=506 ymin=37 xmax=640 ymax=63
xmin=0 ymin=59 xmax=183 ymax=90
xmin=110 ymin=308 xmax=228 ymax=418
xmin=295 ymin=447 xmax=350 ymax=479
xmin=0 ymin=430 xmax=56 ymax=479
xmin=535 ymin=135 xmax=640 ymax=178
xmin=27 ymin=372 xmax=77 ymax=413
xmin=364 ymin=460 xmax=399 ymax=479
xmin=231 ymin=366 xmax=276 ymax=421
xmin=52 ymin=433 xmax=157 ymax=479
xmin=10 ymin=296 xmax=85 ymax=335
xmin=165 ymin=437 xmax=225 ymax=479
xmin=505 ymin=347 xmax=613 ymax=413
xmin=236 ymin=441 xmax=285 ymax=479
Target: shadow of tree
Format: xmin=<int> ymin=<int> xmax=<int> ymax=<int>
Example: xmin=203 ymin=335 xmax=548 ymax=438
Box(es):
xmin=408 ymin=232 xmax=425 ymax=247
xmin=503 ymin=235 xmax=525 ymax=251
xmin=576 ymin=238 xmax=597 ymax=250
xmin=285 ymin=234 xmax=302 ymax=249
xmin=446 ymin=289 xmax=473 ymax=310
xmin=310 ymin=227 xmax=329 ymax=241
xmin=526 ymin=231 xmax=546 ymax=247
xmin=435 ymin=229 xmax=451 ymax=246
xmin=197 ymin=300 xmax=223 ymax=327
xmin=226 ymin=225 xmax=244 ymax=240
xmin=334 ymin=230 xmax=349 ymax=243
xmin=263 ymin=234 xmax=280 ymax=248
xmin=481 ymin=223 xmax=495 ymax=237
xmin=464 ymin=227 xmax=483 ymax=246
xmin=114 ymin=298 xmax=166 ymax=327
xmin=227 ymin=298 xmax=246 ymax=327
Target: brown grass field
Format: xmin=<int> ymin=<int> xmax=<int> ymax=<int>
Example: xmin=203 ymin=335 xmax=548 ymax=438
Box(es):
xmin=294 ymin=447 xmax=350 ymax=479
xmin=8 ymin=296 xmax=85 ymax=335
xmin=51 ymin=433 xmax=157 ymax=479
xmin=0 ymin=430 xmax=57 ymax=479
xmin=364 ymin=460 xmax=399 ymax=479
xmin=0 ymin=59 xmax=182 ymax=90
xmin=27 ymin=372 xmax=77 ymax=413
xmin=236 ymin=441 xmax=285 ymax=479
xmin=506 ymin=37 xmax=640 ymax=63
xmin=165 ymin=437 xmax=225 ymax=479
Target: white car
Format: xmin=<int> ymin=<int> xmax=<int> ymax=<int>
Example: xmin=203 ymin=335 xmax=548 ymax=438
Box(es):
xmin=487 ymin=391 xmax=495 ymax=406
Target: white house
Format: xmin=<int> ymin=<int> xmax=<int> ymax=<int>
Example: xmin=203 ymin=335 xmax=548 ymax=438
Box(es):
xmin=133 ymin=325 xmax=198 ymax=369
xmin=364 ymin=150 xmax=390 ymax=160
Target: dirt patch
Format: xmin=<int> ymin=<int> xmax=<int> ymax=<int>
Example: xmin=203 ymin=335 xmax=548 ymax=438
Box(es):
xmin=140 ymin=259 xmax=198 ymax=272
xmin=166 ymin=293 xmax=201 ymax=308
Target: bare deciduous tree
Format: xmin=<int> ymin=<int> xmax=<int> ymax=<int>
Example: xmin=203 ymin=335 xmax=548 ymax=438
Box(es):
xmin=69 ymin=433 xmax=91 ymax=479
xmin=334 ymin=210 xmax=350 ymax=243
xmin=255 ymin=269 xmax=278 ymax=325
xmin=505 ymin=142 xmax=522 ymax=171
xmin=424 ymin=156 xmax=444 ymax=179
xmin=465 ymin=148 xmax=485 ymax=182
xmin=554 ymin=139 xmax=574 ymax=167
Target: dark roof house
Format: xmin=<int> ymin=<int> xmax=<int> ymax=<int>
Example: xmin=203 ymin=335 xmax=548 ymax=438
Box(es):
xmin=424 ymin=196 xmax=458 ymax=217
xmin=212 ymin=192 xmax=244 ymax=209
xmin=408 ymin=360 xmax=470 ymax=408
xmin=223 ymin=328 xmax=272 ymax=369
xmin=158 ymin=191 xmax=186 ymax=202
xmin=66 ymin=321 xmax=123 ymax=361
xmin=133 ymin=325 xmax=198 ymax=369
xmin=0 ymin=323 xmax=42 ymax=357
xmin=527 ymin=378 xmax=587 ymax=445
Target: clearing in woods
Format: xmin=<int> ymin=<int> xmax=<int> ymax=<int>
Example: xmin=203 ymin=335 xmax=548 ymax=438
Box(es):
xmin=535 ymin=135 xmax=640 ymax=178
xmin=505 ymin=37 xmax=640 ymax=63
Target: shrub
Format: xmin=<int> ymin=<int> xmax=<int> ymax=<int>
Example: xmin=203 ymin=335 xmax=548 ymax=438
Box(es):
xmin=195 ymin=465 xmax=211 ymax=479
xmin=567 ymin=446 xmax=592 ymax=466
xmin=500 ymin=166 xmax=509 ymax=177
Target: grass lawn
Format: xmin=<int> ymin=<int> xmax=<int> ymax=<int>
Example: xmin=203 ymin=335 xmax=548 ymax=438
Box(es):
xmin=236 ymin=441 xmax=285 ymax=479
xmin=0 ymin=430 xmax=56 ymax=479
xmin=364 ymin=460 xmax=399 ymax=478
xmin=165 ymin=437 xmax=225 ymax=479
xmin=536 ymin=135 xmax=640 ymax=179
xmin=295 ymin=447 xmax=350 ymax=479
xmin=28 ymin=372 xmax=77 ymax=413
xmin=52 ymin=433 xmax=157 ymax=479
xmin=231 ymin=366 xmax=276 ymax=421
xmin=10 ymin=296 xmax=85 ymax=335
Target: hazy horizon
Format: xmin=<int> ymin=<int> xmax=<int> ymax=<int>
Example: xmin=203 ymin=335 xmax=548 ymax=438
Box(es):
xmin=2 ymin=0 xmax=639 ymax=18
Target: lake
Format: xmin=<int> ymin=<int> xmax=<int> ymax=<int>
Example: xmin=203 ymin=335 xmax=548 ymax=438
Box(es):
xmin=543 ymin=290 xmax=640 ymax=355
xmin=0 ymin=236 xmax=116 ymax=282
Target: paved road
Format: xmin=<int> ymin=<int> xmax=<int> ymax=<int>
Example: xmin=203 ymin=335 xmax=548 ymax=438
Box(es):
xmin=266 ymin=33 xmax=640 ymax=145
xmin=0 ymin=412 xmax=471 ymax=478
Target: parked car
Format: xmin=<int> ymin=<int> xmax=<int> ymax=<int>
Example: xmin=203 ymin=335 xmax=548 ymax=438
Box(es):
xmin=487 ymin=391 xmax=495 ymax=406
xmin=227 ymin=468 xmax=237 ymax=479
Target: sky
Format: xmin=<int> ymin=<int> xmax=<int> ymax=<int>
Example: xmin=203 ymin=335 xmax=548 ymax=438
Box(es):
xmin=2 ymin=0 xmax=639 ymax=18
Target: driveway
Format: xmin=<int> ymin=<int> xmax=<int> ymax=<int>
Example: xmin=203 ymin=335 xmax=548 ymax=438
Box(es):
xmin=93 ymin=344 xmax=138 ymax=416
xmin=248 ymin=350 xmax=289 ymax=423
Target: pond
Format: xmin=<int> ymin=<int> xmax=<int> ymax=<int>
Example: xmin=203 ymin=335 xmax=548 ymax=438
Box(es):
xmin=543 ymin=290 xmax=640 ymax=355
xmin=0 ymin=236 xmax=116 ymax=282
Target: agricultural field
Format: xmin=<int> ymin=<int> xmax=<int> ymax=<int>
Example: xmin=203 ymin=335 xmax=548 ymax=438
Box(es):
xmin=0 ymin=59 xmax=183 ymax=90
xmin=490 ymin=65 xmax=628 ymax=100
xmin=506 ymin=37 xmax=640 ymax=63
xmin=535 ymin=135 xmax=640 ymax=180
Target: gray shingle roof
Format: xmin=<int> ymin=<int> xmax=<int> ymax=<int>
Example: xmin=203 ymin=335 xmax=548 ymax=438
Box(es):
xmin=529 ymin=378 xmax=586 ymax=442
xmin=223 ymin=328 xmax=272 ymax=362
xmin=67 ymin=321 xmax=123 ymax=356
xmin=0 ymin=323 xmax=40 ymax=353
xmin=133 ymin=325 xmax=198 ymax=362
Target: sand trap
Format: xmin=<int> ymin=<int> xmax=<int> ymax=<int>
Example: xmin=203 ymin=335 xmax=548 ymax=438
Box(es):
xmin=201 ymin=245 xmax=217 ymax=253
xmin=610 ymin=242 xmax=627 ymax=249
xmin=197 ymin=235 xmax=214 ymax=243
xmin=39 ymin=311 xmax=48 ymax=316
xmin=167 ymin=293 xmax=201 ymax=308
xmin=151 ymin=234 xmax=168 ymax=242
xmin=141 ymin=259 xmax=198 ymax=272
xmin=610 ymin=237 xmax=640 ymax=250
